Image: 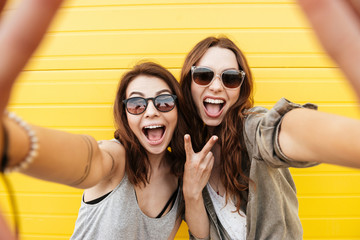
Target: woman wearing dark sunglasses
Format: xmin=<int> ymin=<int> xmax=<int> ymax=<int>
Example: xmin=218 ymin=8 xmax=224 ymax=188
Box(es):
xmin=69 ymin=62 xmax=187 ymax=239
xmin=0 ymin=1 xmax=188 ymax=239
xmin=180 ymin=36 xmax=360 ymax=240
xmin=3 ymin=61 xmax=187 ymax=239
xmin=2 ymin=61 xmax=187 ymax=239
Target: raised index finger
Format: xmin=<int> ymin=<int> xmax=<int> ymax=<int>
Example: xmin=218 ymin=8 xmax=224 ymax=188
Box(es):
xmin=200 ymin=135 xmax=218 ymax=157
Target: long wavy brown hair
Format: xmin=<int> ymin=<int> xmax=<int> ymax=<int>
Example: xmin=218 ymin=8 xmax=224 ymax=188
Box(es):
xmin=113 ymin=62 xmax=187 ymax=187
xmin=180 ymin=36 xmax=254 ymax=213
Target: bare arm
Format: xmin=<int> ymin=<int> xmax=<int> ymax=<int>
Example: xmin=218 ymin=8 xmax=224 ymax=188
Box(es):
xmin=0 ymin=2 xmax=70 ymax=238
xmin=280 ymin=1 xmax=360 ymax=169
xmin=183 ymin=134 xmax=218 ymax=239
xmin=279 ymin=108 xmax=360 ymax=168
xmin=5 ymin=121 xmax=122 ymax=189
xmin=0 ymin=0 xmax=63 ymax=111
xmin=0 ymin=0 xmax=63 ymax=167
xmin=0 ymin=0 xmax=123 ymax=188
xmin=297 ymin=0 xmax=360 ymax=101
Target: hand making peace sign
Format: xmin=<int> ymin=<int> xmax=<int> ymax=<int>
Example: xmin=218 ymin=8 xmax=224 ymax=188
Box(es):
xmin=183 ymin=134 xmax=218 ymax=199
xmin=182 ymin=134 xmax=218 ymax=238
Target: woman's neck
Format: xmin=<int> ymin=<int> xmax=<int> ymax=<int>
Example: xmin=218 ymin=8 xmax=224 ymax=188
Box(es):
xmin=147 ymin=151 xmax=168 ymax=172
xmin=139 ymin=151 xmax=175 ymax=190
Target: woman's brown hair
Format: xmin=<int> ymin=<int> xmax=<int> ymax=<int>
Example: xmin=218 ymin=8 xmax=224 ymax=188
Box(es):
xmin=114 ymin=62 xmax=187 ymax=187
xmin=180 ymin=36 xmax=254 ymax=213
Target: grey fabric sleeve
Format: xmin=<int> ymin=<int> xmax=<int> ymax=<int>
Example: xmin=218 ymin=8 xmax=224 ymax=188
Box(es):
xmin=244 ymin=98 xmax=319 ymax=168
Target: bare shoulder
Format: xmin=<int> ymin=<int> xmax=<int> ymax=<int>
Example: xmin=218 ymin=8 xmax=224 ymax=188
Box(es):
xmin=97 ymin=139 xmax=126 ymax=178
xmin=83 ymin=139 xmax=126 ymax=201
xmin=98 ymin=139 xmax=125 ymax=156
xmin=84 ymin=140 xmax=125 ymax=202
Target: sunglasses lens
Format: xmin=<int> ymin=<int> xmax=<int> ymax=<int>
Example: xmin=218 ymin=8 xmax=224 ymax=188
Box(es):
xmin=155 ymin=95 xmax=176 ymax=112
xmin=222 ymin=70 xmax=243 ymax=88
xmin=192 ymin=68 xmax=214 ymax=86
xmin=126 ymin=97 xmax=146 ymax=115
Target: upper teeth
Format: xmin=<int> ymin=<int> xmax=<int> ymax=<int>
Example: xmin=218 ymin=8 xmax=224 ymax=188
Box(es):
xmin=144 ymin=125 xmax=162 ymax=129
xmin=204 ymin=98 xmax=224 ymax=104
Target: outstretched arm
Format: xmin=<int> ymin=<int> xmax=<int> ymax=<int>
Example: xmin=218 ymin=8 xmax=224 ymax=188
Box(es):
xmin=0 ymin=0 xmax=122 ymax=189
xmin=279 ymin=108 xmax=360 ymax=169
xmin=278 ymin=1 xmax=360 ymax=169
xmin=297 ymin=0 xmax=360 ymax=101
xmin=0 ymin=1 xmax=63 ymax=239
xmin=0 ymin=0 xmax=63 ymax=111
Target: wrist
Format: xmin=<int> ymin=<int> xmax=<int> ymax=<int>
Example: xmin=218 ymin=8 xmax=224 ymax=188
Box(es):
xmin=183 ymin=189 xmax=204 ymax=203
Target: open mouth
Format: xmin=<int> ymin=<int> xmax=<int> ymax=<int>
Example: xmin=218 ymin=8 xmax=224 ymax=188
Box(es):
xmin=203 ymin=98 xmax=225 ymax=117
xmin=143 ymin=125 xmax=166 ymax=144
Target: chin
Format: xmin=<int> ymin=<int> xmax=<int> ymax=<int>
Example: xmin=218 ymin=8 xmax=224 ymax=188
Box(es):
xmin=201 ymin=114 xmax=223 ymax=127
xmin=146 ymin=148 xmax=168 ymax=156
xmin=203 ymin=118 xmax=223 ymax=127
xmin=144 ymin=142 xmax=169 ymax=155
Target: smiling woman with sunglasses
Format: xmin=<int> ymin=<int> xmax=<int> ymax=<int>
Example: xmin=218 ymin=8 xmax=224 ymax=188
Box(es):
xmin=1 ymin=60 xmax=188 ymax=239
xmin=180 ymin=36 xmax=360 ymax=240
xmin=69 ymin=62 xmax=187 ymax=239
xmin=0 ymin=1 xmax=188 ymax=236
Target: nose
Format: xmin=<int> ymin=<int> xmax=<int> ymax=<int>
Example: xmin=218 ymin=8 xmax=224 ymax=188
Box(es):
xmin=144 ymin=99 xmax=159 ymax=118
xmin=208 ymin=74 xmax=223 ymax=92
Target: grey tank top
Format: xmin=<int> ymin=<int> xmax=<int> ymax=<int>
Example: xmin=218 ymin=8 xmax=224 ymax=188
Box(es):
xmin=70 ymin=174 xmax=180 ymax=240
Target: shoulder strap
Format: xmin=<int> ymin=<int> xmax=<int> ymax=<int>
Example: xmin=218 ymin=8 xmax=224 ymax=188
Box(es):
xmin=156 ymin=184 xmax=179 ymax=218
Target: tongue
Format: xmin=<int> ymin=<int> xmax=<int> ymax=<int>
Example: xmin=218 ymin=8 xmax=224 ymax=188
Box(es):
xmin=147 ymin=128 xmax=164 ymax=141
xmin=205 ymin=103 xmax=221 ymax=115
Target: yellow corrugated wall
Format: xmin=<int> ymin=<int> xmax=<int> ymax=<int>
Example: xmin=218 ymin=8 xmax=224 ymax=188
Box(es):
xmin=0 ymin=0 xmax=359 ymax=239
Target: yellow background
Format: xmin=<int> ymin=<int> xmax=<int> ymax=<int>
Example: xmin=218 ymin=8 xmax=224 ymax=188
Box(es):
xmin=1 ymin=0 xmax=360 ymax=239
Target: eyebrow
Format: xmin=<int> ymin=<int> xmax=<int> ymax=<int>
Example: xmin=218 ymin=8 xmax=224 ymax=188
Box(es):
xmin=198 ymin=66 xmax=239 ymax=72
xmin=128 ymin=89 xmax=172 ymax=97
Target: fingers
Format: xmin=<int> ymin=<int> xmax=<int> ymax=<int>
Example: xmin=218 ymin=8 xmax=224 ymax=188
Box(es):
xmin=184 ymin=134 xmax=218 ymax=161
xmin=191 ymin=152 xmax=214 ymax=185
xmin=200 ymin=135 xmax=218 ymax=158
xmin=184 ymin=134 xmax=194 ymax=159
xmin=183 ymin=137 xmax=215 ymax=198
xmin=297 ymin=0 xmax=360 ymax=101
xmin=205 ymin=151 xmax=215 ymax=171
xmin=184 ymin=134 xmax=217 ymax=176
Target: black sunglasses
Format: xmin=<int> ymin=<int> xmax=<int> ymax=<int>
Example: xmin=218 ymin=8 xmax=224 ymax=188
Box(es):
xmin=191 ymin=66 xmax=245 ymax=89
xmin=123 ymin=94 xmax=177 ymax=115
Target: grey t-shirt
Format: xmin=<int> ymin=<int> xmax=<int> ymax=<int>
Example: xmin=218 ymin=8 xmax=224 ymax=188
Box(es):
xmin=71 ymin=174 xmax=180 ymax=240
